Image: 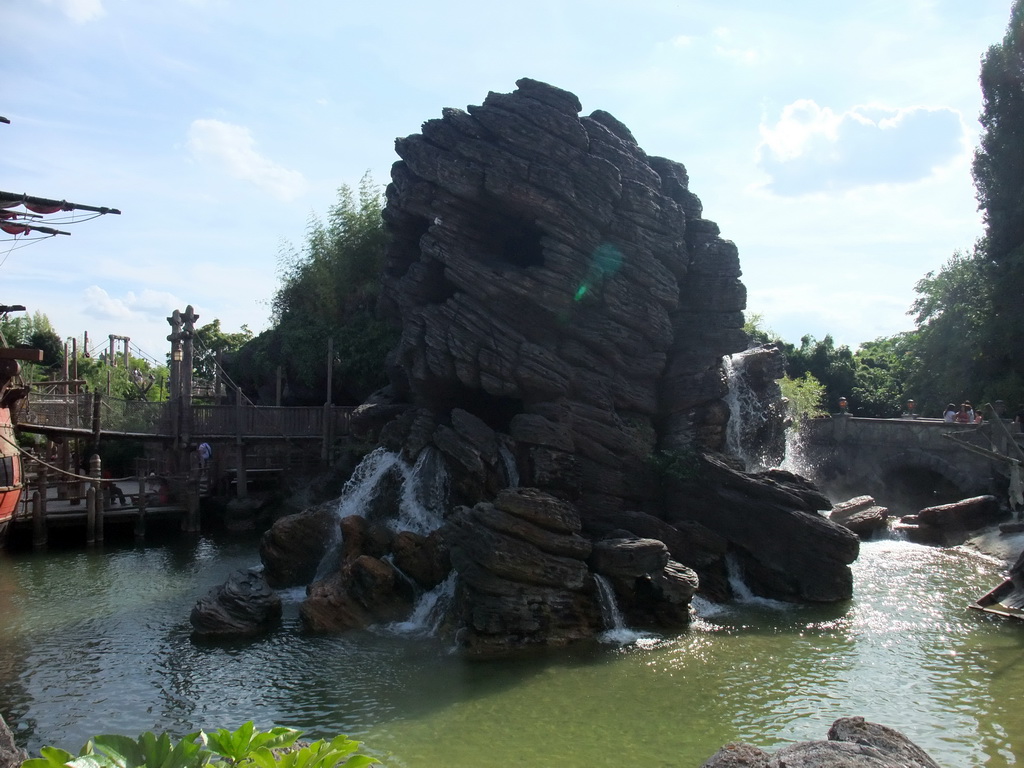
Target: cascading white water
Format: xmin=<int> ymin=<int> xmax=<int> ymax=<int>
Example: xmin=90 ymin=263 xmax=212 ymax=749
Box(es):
xmin=394 ymin=446 xmax=448 ymax=535
xmin=334 ymin=446 xmax=405 ymax=518
xmin=722 ymin=354 xmax=771 ymax=471
xmin=593 ymin=574 xmax=651 ymax=645
xmin=331 ymin=445 xmax=448 ymax=534
xmin=498 ymin=444 xmax=519 ymax=487
xmin=724 ymin=553 xmax=792 ymax=610
xmin=314 ymin=446 xmax=450 ymax=581
xmin=385 ymin=573 xmax=457 ymax=636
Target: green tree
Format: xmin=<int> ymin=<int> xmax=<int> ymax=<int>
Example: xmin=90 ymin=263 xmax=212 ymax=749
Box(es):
xmin=972 ymin=0 xmax=1024 ymax=398
xmin=851 ymin=333 xmax=918 ymax=417
xmin=193 ymin=319 xmax=253 ymax=387
xmin=784 ymin=334 xmax=857 ymax=413
xmin=232 ymin=173 xmax=399 ymax=404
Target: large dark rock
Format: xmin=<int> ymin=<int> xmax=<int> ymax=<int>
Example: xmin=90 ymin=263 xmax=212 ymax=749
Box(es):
xmin=260 ymin=501 xmax=339 ymax=588
xmin=669 ymin=453 xmax=858 ymax=602
xmin=381 ymin=77 xmax=746 ymax=514
xmin=446 ymin=490 xmax=602 ymax=654
xmin=916 ymin=494 xmax=1003 ymax=530
xmin=699 ymin=717 xmax=940 ymax=768
xmin=190 ymin=568 xmax=282 ymax=636
xmin=271 ymin=79 xmax=858 ymax=650
xmin=899 ymin=494 xmax=1006 ymax=546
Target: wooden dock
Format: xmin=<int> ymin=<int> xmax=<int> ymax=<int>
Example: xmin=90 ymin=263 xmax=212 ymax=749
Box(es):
xmin=8 ymin=461 xmax=203 ymax=547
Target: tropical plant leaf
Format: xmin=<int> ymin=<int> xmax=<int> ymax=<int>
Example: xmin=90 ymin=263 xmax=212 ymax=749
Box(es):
xmin=23 ymin=745 xmax=76 ymax=768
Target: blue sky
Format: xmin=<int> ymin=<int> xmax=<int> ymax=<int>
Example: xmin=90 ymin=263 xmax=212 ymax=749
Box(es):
xmin=0 ymin=0 xmax=1014 ymax=365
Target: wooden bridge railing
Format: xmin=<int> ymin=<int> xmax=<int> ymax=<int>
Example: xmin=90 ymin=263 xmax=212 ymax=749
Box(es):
xmin=17 ymin=392 xmax=353 ymax=441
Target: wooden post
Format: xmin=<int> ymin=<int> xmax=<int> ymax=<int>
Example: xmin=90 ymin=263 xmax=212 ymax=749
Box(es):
xmin=86 ymin=487 xmax=96 ymax=547
xmin=71 ymin=336 xmax=78 ymax=387
xmin=36 ymin=463 xmax=48 ymax=519
xmin=180 ymin=306 xmax=197 ymax=450
xmin=136 ymin=469 xmax=148 ymax=539
xmin=183 ymin=468 xmax=200 ymax=533
xmin=275 ymin=365 xmax=282 ymax=407
xmin=235 ymin=387 xmax=248 ymax=500
xmin=90 ymin=453 xmax=103 ymax=544
xmin=215 ymin=350 xmax=224 ymax=404
xmin=322 ymin=338 xmax=333 ymax=461
xmin=31 ymin=489 xmax=46 ymax=549
xmin=90 ymin=391 xmax=102 ymax=456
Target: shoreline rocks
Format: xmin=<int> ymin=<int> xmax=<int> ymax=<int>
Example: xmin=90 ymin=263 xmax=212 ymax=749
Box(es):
xmin=699 ymin=716 xmax=940 ymax=768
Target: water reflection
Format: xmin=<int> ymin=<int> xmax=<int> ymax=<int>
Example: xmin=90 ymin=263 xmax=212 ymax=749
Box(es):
xmin=0 ymin=536 xmax=1022 ymax=766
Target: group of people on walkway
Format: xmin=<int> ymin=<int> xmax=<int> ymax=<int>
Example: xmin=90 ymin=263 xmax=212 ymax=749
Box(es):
xmin=943 ymin=401 xmax=983 ymax=424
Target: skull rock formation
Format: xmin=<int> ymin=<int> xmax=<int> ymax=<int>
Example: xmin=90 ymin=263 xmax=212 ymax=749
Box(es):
xmin=380 ymin=77 xmax=747 ymax=517
xmin=273 ymin=78 xmax=857 ymax=650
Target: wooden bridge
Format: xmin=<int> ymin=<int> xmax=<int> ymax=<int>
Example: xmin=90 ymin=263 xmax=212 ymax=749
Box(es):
xmin=14 ymin=391 xmax=353 ymax=445
xmin=8 ymin=390 xmax=357 ymax=547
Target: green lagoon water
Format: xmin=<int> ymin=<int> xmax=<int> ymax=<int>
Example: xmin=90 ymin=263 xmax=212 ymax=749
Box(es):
xmin=2 ymin=534 xmax=1023 ymax=767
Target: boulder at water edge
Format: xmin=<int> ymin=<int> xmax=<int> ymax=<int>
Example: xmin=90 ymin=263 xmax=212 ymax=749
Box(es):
xmin=829 ymin=495 xmax=890 ymax=539
xmin=190 ymin=568 xmax=282 ymax=636
xmin=260 ymin=501 xmax=340 ymax=588
xmin=0 ymin=714 xmax=26 ymax=768
xmin=699 ymin=716 xmax=940 ymax=768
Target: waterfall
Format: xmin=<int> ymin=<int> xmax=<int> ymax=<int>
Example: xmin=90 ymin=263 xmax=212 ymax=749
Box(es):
xmin=334 ymin=446 xmax=404 ymax=519
xmin=722 ymin=353 xmax=769 ymax=472
xmin=498 ymin=444 xmax=519 ymax=487
xmin=314 ymin=446 xmax=449 ymax=581
xmin=725 ymin=554 xmax=792 ymax=610
xmin=385 ymin=573 xmax=457 ymax=636
xmin=394 ymin=446 xmax=449 ymax=535
xmin=330 ymin=446 xmax=448 ymax=535
xmin=593 ymin=574 xmax=651 ymax=645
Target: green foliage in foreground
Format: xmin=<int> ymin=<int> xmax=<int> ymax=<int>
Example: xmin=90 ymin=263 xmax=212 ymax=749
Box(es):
xmin=22 ymin=722 xmax=379 ymax=768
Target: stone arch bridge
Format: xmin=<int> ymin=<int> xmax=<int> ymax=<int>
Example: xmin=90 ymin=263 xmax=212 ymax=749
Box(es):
xmin=797 ymin=415 xmax=1023 ymax=512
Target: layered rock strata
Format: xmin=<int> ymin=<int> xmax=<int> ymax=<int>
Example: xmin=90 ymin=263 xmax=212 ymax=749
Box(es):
xmin=243 ymin=79 xmax=859 ymax=649
xmin=380 ymin=77 xmax=747 ymax=516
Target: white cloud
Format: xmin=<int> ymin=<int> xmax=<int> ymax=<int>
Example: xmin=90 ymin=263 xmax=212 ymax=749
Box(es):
xmin=35 ymin=0 xmax=105 ymax=23
xmin=712 ymin=26 xmax=760 ymax=65
xmin=83 ymin=286 xmax=182 ymax=321
xmin=186 ymin=119 xmax=308 ymax=201
xmin=756 ymin=100 xmax=966 ymax=195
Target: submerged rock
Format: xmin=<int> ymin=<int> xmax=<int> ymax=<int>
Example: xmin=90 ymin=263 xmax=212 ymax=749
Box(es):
xmin=699 ymin=716 xmax=940 ymax=768
xmin=190 ymin=568 xmax=282 ymax=636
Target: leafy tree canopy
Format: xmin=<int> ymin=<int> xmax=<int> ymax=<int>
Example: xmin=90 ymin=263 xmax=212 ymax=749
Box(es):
xmin=230 ymin=173 xmax=399 ymax=405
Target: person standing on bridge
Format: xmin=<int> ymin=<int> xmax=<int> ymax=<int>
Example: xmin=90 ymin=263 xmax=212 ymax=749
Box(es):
xmin=197 ymin=442 xmax=212 ymax=469
xmin=954 ymin=403 xmax=973 ymax=423
xmin=944 ymin=403 xmax=958 ymax=422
